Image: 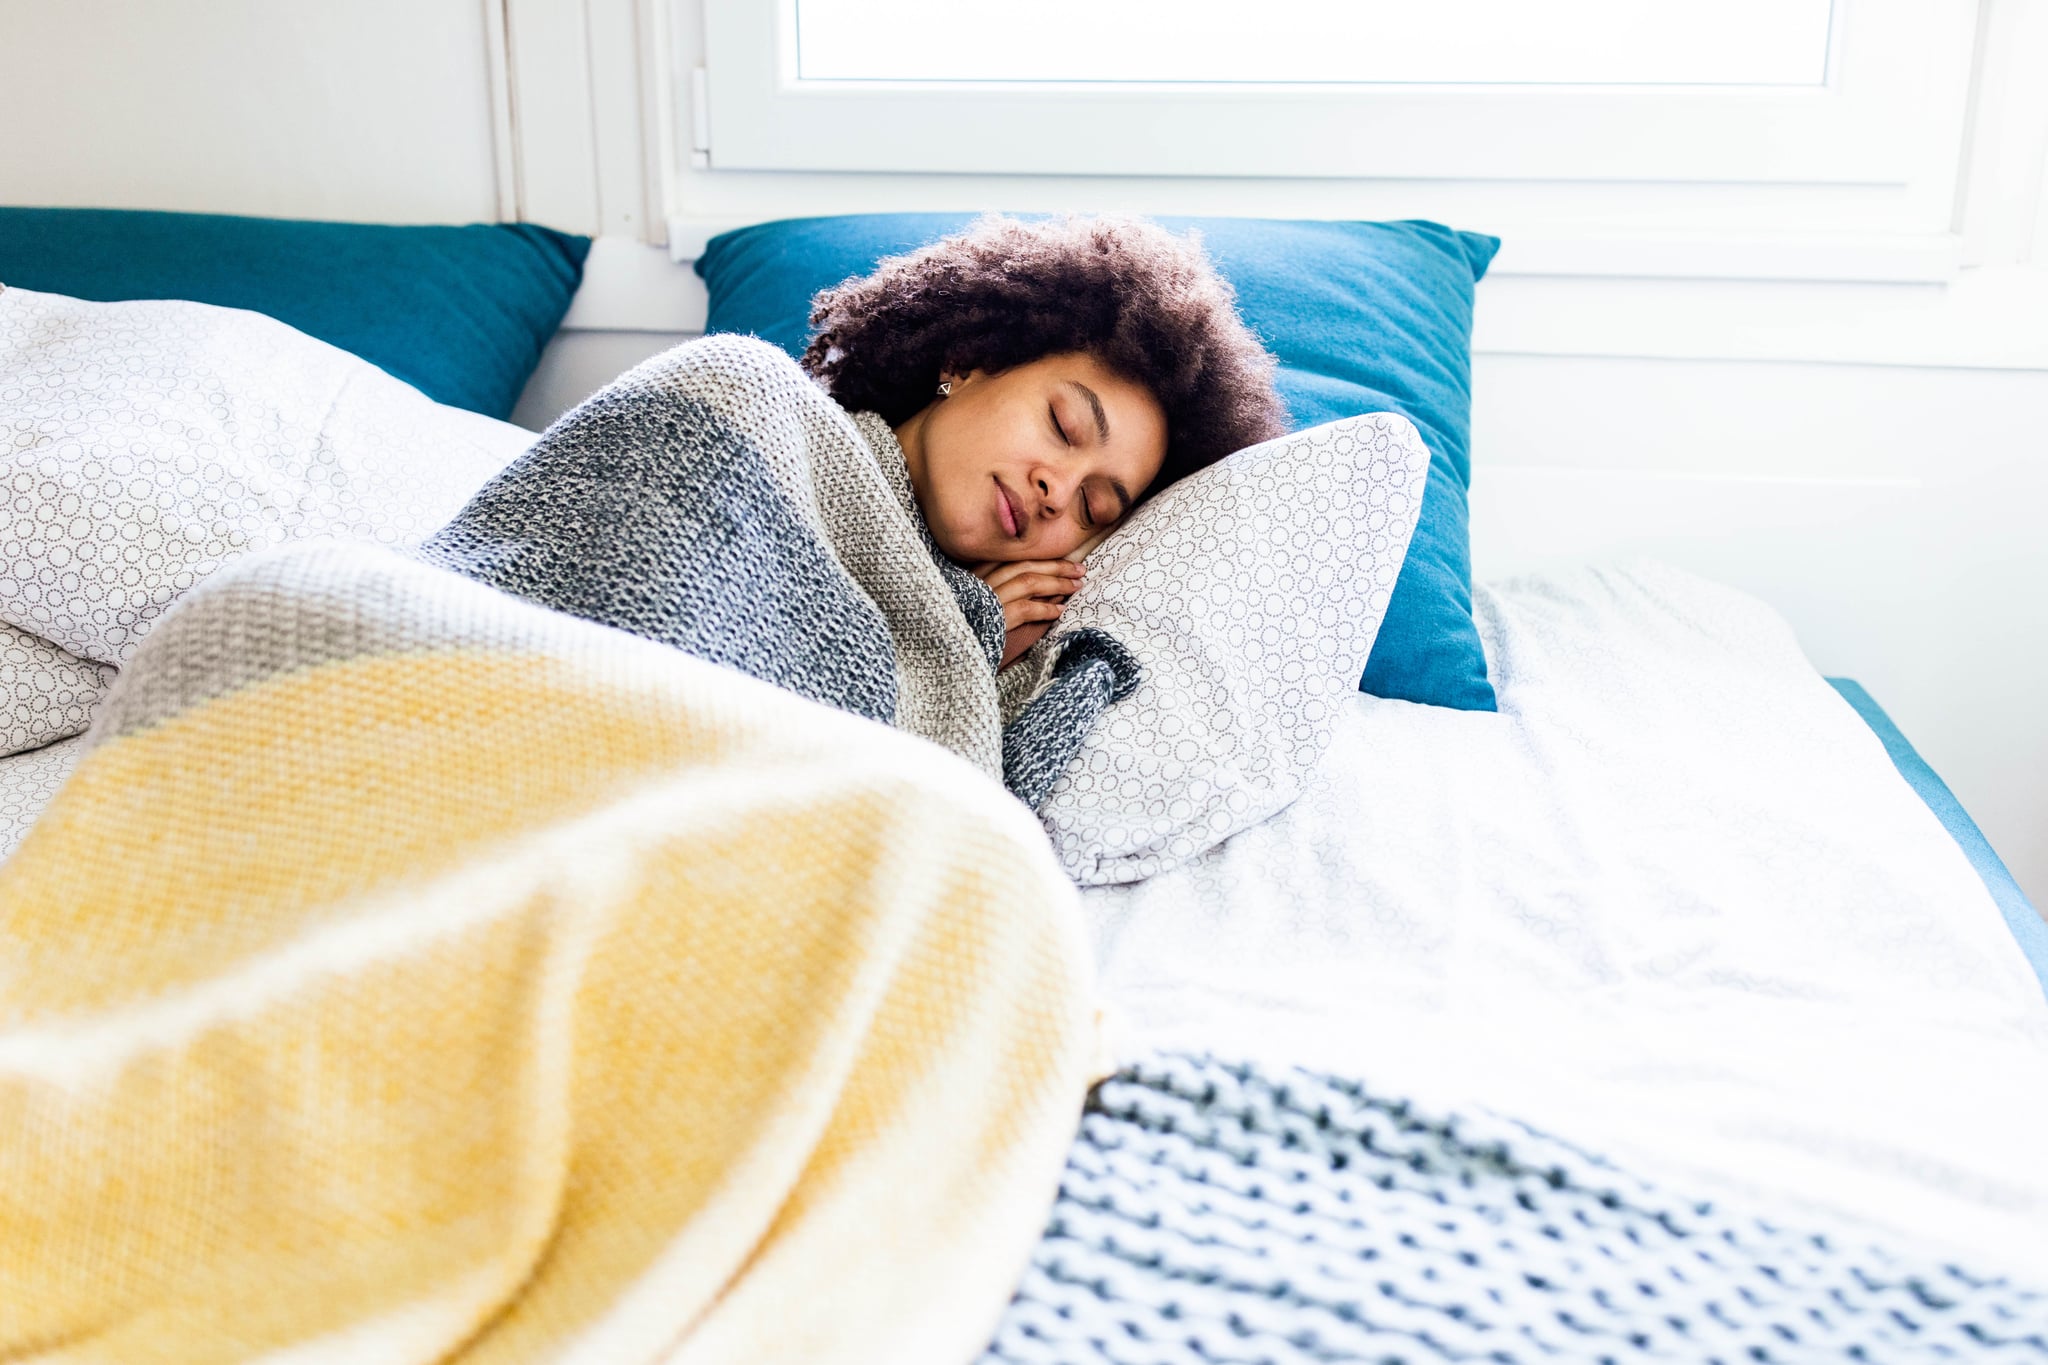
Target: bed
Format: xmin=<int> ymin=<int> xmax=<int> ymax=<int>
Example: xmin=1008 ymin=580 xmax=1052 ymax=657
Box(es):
xmin=4 ymin=219 xmax=2046 ymax=1361
xmin=6 ymin=561 xmax=2043 ymax=1362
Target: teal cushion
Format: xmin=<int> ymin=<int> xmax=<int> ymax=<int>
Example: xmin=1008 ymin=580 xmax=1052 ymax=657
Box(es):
xmin=0 ymin=207 xmax=590 ymax=421
xmin=696 ymin=213 xmax=1500 ymax=711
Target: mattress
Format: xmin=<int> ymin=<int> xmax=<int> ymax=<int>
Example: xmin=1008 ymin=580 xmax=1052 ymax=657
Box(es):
xmin=1828 ymin=676 xmax=2048 ymax=997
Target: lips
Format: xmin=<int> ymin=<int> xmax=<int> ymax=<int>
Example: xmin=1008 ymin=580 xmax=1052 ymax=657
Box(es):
xmin=993 ymin=477 xmax=1025 ymax=540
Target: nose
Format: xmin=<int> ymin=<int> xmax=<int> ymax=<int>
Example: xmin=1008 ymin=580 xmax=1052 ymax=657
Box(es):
xmin=1032 ymin=466 xmax=1079 ymax=516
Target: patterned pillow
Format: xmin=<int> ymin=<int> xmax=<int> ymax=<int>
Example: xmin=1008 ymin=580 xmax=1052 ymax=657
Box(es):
xmin=1 ymin=623 xmax=109 ymax=756
xmin=0 ymin=733 xmax=82 ymax=862
xmin=0 ymin=286 xmax=536 ymax=667
xmin=0 ymin=286 xmax=535 ymax=753
xmin=1010 ymin=413 xmax=1430 ymax=886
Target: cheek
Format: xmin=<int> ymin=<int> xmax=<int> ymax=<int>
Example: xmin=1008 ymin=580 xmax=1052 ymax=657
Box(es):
xmin=949 ymin=400 xmax=1039 ymax=469
xmin=926 ymin=409 xmax=987 ymax=485
xmin=919 ymin=433 xmax=986 ymax=541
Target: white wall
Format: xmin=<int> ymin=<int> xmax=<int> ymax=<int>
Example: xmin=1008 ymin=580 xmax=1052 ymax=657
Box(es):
xmin=0 ymin=0 xmax=505 ymax=224
xmin=2 ymin=0 xmax=2044 ymax=909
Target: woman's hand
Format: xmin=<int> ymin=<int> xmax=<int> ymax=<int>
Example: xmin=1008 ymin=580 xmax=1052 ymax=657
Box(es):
xmin=973 ymin=559 xmax=1085 ymax=668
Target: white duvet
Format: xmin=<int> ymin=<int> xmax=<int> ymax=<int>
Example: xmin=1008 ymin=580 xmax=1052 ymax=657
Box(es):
xmin=1083 ymin=560 xmax=2048 ymax=1285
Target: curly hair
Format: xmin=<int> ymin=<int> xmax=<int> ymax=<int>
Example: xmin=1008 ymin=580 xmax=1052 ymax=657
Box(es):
xmin=800 ymin=214 xmax=1290 ymax=498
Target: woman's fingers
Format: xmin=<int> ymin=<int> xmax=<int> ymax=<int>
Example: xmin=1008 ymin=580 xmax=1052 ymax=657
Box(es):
xmin=980 ymin=559 xmax=1083 ymax=593
xmin=979 ymin=560 xmax=1046 ymax=589
xmin=978 ymin=560 xmax=1087 ymax=644
xmin=992 ymin=571 xmax=1079 ymax=604
xmin=1002 ymin=595 xmax=1069 ymax=631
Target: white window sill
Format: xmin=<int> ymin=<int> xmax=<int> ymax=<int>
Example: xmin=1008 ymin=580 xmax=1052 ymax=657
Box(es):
xmin=559 ymin=227 xmax=2047 ymax=372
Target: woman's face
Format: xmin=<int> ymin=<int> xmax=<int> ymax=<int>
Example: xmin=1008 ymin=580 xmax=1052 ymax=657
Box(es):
xmin=895 ymin=352 xmax=1167 ymax=564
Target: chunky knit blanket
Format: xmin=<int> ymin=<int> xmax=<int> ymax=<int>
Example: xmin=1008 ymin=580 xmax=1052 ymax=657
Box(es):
xmin=419 ymin=334 xmax=1131 ymax=803
xmin=0 ymin=540 xmax=1103 ymax=1362
xmin=982 ymin=1053 xmax=2048 ymax=1364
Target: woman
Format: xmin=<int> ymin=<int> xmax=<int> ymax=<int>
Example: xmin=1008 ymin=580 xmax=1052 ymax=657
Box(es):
xmin=802 ymin=213 xmax=1289 ymax=665
xmin=421 ymin=213 xmax=1290 ymax=790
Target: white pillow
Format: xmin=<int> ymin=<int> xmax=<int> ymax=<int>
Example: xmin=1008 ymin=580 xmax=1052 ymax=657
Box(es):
xmin=0 ymin=286 xmax=533 ymax=677
xmin=1 ymin=621 xmax=109 ymax=756
xmin=0 ymin=733 xmax=84 ymax=862
xmin=1021 ymin=412 xmax=1430 ymax=885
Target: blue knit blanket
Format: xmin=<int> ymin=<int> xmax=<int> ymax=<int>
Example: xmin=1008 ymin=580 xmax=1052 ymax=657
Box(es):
xmin=984 ymin=1053 xmax=2048 ymax=1363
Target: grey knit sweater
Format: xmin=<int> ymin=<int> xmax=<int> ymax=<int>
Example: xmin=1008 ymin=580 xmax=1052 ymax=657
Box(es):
xmin=419 ymin=334 xmax=1134 ymax=805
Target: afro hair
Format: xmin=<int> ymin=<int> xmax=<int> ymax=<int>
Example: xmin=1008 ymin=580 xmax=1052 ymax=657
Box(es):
xmin=800 ymin=214 xmax=1290 ymax=499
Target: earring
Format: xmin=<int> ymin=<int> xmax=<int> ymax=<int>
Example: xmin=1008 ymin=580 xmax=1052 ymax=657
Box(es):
xmin=936 ymin=381 xmax=952 ymax=396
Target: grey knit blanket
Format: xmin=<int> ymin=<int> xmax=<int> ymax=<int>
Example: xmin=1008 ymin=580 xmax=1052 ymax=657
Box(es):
xmin=419 ymin=334 xmax=1133 ymax=804
xmin=982 ymin=1053 xmax=2048 ymax=1364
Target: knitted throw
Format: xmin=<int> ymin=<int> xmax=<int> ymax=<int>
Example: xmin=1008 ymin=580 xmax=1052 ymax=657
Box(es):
xmin=981 ymin=1053 xmax=2048 ymax=1364
xmin=0 ymin=540 xmax=1103 ymax=1362
xmin=419 ymin=334 xmax=1132 ymax=801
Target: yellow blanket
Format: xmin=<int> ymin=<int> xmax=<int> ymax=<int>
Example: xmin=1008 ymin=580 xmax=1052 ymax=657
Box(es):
xmin=0 ymin=544 xmax=1100 ymax=1363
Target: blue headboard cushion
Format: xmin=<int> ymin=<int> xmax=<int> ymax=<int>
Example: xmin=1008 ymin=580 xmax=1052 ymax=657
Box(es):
xmin=0 ymin=207 xmax=591 ymax=421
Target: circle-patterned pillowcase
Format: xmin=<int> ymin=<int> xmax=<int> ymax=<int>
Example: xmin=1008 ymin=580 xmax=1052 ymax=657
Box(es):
xmin=1026 ymin=412 xmax=1431 ymax=885
xmin=0 ymin=621 xmax=109 ymax=757
xmin=0 ymin=731 xmax=81 ymax=861
xmin=0 ymin=286 xmax=534 ymax=671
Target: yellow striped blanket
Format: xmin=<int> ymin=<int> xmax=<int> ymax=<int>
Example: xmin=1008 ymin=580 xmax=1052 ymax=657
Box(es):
xmin=0 ymin=542 xmax=1101 ymax=1363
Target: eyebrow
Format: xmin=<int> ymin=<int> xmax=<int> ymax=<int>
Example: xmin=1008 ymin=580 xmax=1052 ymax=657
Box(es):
xmin=1067 ymin=380 xmax=1110 ymax=443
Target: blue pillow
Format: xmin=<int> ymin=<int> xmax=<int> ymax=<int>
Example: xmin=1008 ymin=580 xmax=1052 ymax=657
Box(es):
xmin=695 ymin=213 xmax=1500 ymax=711
xmin=0 ymin=207 xmax=590 ymax=421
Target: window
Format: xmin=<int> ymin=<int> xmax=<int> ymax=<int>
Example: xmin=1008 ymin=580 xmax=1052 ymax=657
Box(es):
xmin=794 ymin=0 xmax=1834 ymax=88
xmin=699 ymin=0 xmax=1970 ymax=196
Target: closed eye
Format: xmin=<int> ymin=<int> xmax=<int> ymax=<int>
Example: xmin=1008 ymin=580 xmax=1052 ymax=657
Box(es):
xmin=1048 ymin=402 xmax=1071 ymax=446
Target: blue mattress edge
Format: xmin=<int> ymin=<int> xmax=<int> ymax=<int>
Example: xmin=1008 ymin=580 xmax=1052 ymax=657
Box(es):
xmin=1827 ymin=677 xmax=2048 ymax=1000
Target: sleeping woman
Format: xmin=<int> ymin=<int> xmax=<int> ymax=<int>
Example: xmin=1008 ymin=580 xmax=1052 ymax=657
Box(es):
xmin=421 ymin=213 xmax=1287 ymax=796
xmin=800 ymin=213 xmax=1288 ymax=665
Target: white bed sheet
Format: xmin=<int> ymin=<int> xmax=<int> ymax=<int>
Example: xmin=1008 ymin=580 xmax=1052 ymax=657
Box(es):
xmin=1082 ymin=561 xmax=2048 ymax=1285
